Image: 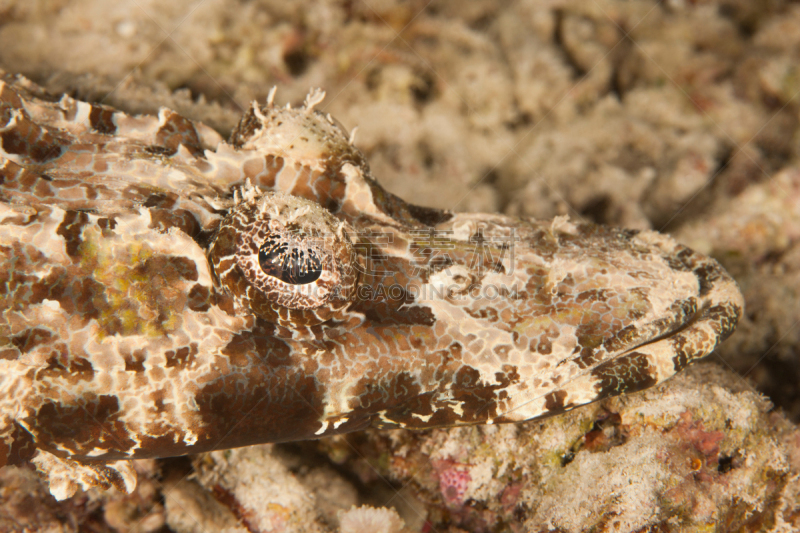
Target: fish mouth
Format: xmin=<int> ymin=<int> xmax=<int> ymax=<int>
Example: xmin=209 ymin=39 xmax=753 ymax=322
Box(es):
xmin=498 ymin=251 xmax=743 ymax=424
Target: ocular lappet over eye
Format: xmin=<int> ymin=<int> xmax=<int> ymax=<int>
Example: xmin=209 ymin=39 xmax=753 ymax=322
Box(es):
xmin=208 ymin=185 xmax=359 ymax=326
xmin=258 ymin=233 xmax=323 ymax=285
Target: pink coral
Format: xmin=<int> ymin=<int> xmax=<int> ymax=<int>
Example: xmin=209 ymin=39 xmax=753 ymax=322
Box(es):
xmin=672 ymin=411 xmax=725 ymax=461
xmin=434 ymin=460 xmax=471 ymax=506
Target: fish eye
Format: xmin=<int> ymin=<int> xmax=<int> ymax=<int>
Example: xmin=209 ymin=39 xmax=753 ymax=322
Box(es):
xmin=208 ymin=189 xmax=358 ymax=325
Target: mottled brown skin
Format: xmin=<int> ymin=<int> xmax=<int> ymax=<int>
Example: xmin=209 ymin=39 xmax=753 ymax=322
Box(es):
xmin=0 ymin=72 xmax=743 ymax=498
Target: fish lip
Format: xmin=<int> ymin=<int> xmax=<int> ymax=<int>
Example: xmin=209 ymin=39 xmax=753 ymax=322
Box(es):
xmin=624 ymin=305 xmax=704 ymax=353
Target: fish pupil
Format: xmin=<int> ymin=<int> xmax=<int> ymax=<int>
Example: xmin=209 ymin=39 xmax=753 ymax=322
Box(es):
xmin=258 ymin=235 xmax=322 ymax=285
